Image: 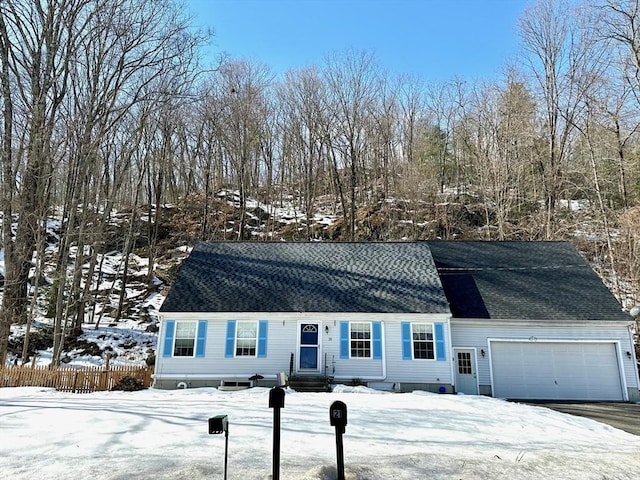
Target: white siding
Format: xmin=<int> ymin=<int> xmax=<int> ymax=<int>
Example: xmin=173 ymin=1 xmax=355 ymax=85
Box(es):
xmin=384 ymin=320 xmax=452 ymax=384
xmin=154 ymin=312 xmax=452 ymax=386
xmin=156 ymin=313 xmax=297 ymax=378
xmin=450 ymin=320 xmax=638 ymax=398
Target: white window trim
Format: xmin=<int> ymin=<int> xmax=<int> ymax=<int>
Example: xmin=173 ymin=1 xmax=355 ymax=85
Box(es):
xmin=234 ymin=320 xmax=259 ymax=358
xmin=411 ymin=323 xmax=436 ymax=361
xmin=349 ymin=321 xmax=372 ymax=359
xmin=173 ymin=320 xmax=198 ymax=358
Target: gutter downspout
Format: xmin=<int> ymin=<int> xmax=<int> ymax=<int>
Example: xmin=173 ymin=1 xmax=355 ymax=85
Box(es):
xmin=152 ymin=314 xmax=164 ymax=388
xmin=331 ymin=322 xmax=388 ymax=382
xmin=447 ymin=317 xmax=456 ymax=392
xmin=628 ymin=324 xmax=640 ymax=401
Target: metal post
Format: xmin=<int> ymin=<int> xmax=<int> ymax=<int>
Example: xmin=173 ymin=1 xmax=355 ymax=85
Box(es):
xmin=335 ymin=427 xmax=345 ymax=480
xmin=269 ymin=387 xmax=285 ymax=480
xmin=272 ymin=405 xmax=280 ymax=480
xmin=329 ymin=401 xmax=347 ymax=480
xmin=223 ymin=428 xmax=229 ymax=480
xmin=208 ymin=415 xmax=229 ymax=480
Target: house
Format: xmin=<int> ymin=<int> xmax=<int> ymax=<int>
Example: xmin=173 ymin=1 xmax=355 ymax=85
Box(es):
xmin=154 ymin=241 xmax=640 ymax=402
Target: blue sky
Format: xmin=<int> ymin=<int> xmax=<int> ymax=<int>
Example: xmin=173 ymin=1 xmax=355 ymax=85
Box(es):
xmin=185 ymin=0 xmax=530 ymax=82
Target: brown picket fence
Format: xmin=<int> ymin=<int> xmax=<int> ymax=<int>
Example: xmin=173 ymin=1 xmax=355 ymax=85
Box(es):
xmin=0 ymin=363 xmax=154 ymax=393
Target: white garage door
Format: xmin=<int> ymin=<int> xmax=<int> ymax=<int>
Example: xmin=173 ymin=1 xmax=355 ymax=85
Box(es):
xmin=490 ymin=341 xmax=624 ymax=401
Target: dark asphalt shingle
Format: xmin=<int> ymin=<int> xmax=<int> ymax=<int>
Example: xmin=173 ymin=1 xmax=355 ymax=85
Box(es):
xmin=160 ymin=241 xmax=450 ymax=313
xmin=425 ymin=241 xmax=629 ymax=322
xmin=160 ymin=240 xmax=628 ymax=323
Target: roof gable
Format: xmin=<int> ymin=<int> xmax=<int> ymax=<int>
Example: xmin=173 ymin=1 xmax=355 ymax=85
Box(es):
xmin=160 ymin=241 xmax=450 ymax=314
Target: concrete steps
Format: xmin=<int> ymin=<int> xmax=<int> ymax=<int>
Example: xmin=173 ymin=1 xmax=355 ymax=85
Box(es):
xmin=288 ymin=375 xmax=332 ymax=392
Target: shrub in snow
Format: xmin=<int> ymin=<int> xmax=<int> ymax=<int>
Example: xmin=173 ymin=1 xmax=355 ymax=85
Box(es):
xmin=111 ymin=376 xmax=146 ymax=392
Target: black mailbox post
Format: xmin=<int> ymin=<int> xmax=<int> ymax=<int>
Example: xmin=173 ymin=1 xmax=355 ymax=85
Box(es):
xmin=329 ymin=401 xmax=347 ymax=480
xmin=269 ymin=387 xmax=285 ymax=480
xmin=208 ymin=414 xmax=229 ymax=480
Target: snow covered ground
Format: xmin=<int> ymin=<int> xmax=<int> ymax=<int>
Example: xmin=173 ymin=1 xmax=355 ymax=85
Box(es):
xmin=1 ymin=385 xmax=639 ymax=479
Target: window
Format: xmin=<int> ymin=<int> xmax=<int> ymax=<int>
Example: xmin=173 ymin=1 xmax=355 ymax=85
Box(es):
xmin=457 ymin=351 xmax=472 ymax=374
xmin=162 ymin=320 xmax=207 ymax=358
xmin=402 ymin=322 xmax=444 ymax=362
xmin=174 ymin=322 xmax=197 ymax=357
xmin=350 ymin=322 xmax=371 ymax=358
xmin=236 ymin=321 xmax=258 ymax=356
xmin=225 ymin=320 xmax=268 ymax=358
xmin=412 ymin=324 xmax=434 ymax=360
xmin=340 ymin=321 xmax=382 ymax=360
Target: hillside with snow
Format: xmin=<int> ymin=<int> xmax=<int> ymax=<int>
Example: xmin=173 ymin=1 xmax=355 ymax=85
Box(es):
xmin=2 ymin=190 xmax=639 ymax=368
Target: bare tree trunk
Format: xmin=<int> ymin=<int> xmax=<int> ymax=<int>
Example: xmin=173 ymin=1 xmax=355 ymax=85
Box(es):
xmin=0 ymin=12 xmax=14 ymax=364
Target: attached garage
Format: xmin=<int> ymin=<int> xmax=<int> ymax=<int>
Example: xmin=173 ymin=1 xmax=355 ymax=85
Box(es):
xmin=490 ymin=340 xmax=626 ymax=401
xmin=428 ymin=241 xmax=639 ymax=403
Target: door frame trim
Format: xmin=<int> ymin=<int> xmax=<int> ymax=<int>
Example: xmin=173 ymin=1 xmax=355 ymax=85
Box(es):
xmin=297 ymin=321 xmax=322 ymax=373
xmin=453 ymin=347 xmax=479 ymax=395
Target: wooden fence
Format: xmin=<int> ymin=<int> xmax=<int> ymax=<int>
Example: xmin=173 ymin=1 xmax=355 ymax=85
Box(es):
xmin=0 ymin=363 xmax=154 ymax=393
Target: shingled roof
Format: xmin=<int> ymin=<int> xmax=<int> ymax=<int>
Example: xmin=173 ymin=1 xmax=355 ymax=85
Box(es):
xmin=425 ymin=241 xmax=629 ymax=322
xmin=160 ymin=241 xmax=450 ymax=313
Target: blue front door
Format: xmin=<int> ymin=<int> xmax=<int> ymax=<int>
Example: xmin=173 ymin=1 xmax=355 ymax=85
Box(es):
xmin=299 ymin=323 xmax=319 ymax=370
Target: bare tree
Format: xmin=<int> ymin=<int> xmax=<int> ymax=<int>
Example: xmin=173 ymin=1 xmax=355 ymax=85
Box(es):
xmin=0 ymin=0 xmax=87 ymax=364
xmin=397 ymin=74 xmax=425 ymax=166
xmin=324 ymin=50 xmax=380 ymax=240
xmin=599 ymin=0 xmax=640 ymax=206
xmin=0 ymin=9 xmax=15 ymax=364
xmin=277 ymin=67 xmax=330 ymax=239
xmin=367 ymin=75 xmax=399 ymax=201
xmin=465 ymin=78 xmax=536 ymax=239
xmin=0 ymin=0 xmax=207 ymax=364
xmin=519 ymin=0 xmax=602 ymax=238
xmin=215 ymin=60 xmax=272 ymax=240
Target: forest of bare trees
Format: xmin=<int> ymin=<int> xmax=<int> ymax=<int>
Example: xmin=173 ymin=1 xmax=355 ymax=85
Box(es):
xmin=2 ymin=0 xmax=640 ymax=364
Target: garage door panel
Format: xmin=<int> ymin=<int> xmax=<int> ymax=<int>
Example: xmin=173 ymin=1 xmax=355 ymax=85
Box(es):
xmin=491 ymin=342 xmax=623 ymax=401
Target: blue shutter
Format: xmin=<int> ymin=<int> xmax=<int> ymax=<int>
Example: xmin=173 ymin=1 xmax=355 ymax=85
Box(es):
xmin=401 ymin=322 xmax=412 ymax=360
xmin=340 ymin=321 xmax=349 ymax=359
xmin=163 ymin=320 xmax=175 ymax=357
xmin=225 ymin=320 xmax=236 ymax=358
xmin=257 ymin=320 xmax=268 ymax=358
xmin=372 ymin=322 xmax=382 ymax=359
xmin=435 ymin=322 xmax=446 ymax=361
xmin=195 ymin=320 xmax=207 ymax=358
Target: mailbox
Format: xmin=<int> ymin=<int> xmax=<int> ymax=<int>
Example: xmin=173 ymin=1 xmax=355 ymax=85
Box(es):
xmin=330 ymin=400 xmax=348 ymax=480
xmin=269 ymin=387 xmax=285 ymax=409
xmin=208 ymin=414 xmax=229 ymax=435
xmin=329 ymin=401 xmax=347 ymax=430
xmin=269 ymin=387 xmax=286 ymax=480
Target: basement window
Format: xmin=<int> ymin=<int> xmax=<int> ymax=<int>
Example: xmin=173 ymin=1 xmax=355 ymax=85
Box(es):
xmin=219 ymin=380 xmax=251 ymax=391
